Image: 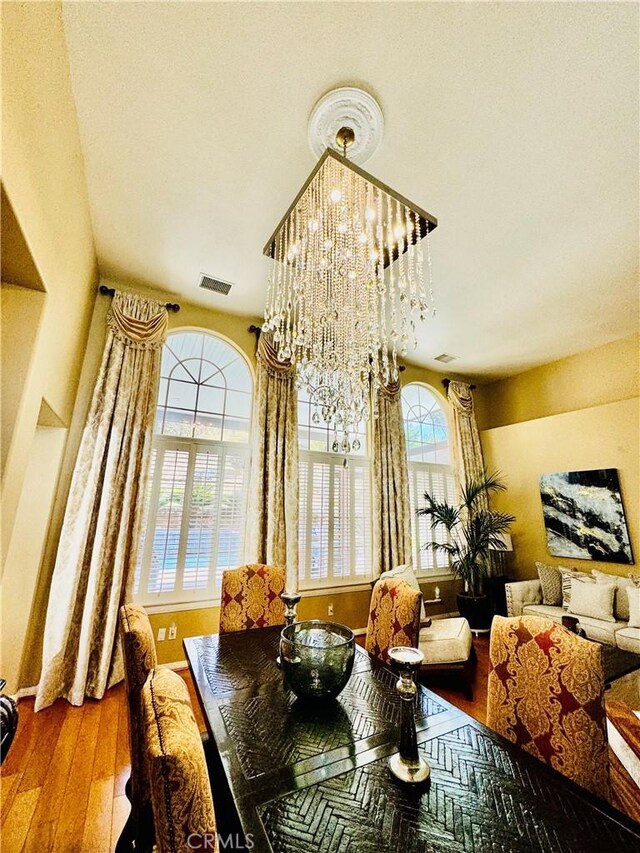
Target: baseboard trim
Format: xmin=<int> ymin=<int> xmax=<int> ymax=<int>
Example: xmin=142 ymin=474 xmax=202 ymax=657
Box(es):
xmin=165 ymin=659 xmax=189 ymax=671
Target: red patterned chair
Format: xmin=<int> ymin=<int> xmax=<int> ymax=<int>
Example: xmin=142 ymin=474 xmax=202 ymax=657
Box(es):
xmin=365 ymin=577 xmax=422 ymax=664
xmin=142 ymin=668 xmax=218 ymax=852
xmin=219 ymin=563 xmax=286 ymax=633
xmin=487 ymin=614 xmax=610 ymax=798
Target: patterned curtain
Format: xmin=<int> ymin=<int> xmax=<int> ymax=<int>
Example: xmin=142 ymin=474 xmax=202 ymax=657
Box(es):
xmin=447 ymin=380 xmax=496 ymax=576
xmin=371 ymin=378 xmax=411 ymax=578
xmin=447 ymin=380 xmax=486 ymax=497
xmin=245 ymin=333 xmax=299 ymax=593
xmin=35 ymin=292 xmax=168 ymax=710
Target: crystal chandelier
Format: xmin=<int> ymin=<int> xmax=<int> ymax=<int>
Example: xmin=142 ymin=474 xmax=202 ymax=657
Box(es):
xmin=262 ymin=127 xmax=437 ymax=453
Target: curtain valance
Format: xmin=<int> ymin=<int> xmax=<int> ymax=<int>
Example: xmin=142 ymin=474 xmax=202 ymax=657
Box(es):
xmin=256 ymin=332 xmax=296 ymax=377
xmin=107 ymin=291 xmax=169 ymax=349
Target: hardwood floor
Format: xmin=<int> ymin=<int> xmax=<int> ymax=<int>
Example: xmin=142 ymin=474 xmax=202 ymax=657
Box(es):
xmin=1 ymin=637 xmax=637 ymax=851
xmin=1 ymin=686 xmax=130 ymax=852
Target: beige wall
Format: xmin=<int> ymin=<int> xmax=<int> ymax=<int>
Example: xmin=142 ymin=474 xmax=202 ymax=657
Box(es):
xmin=2 ymin=427 xmax=67 ymax=691
xmin=479 ymin=334 xmax=639 ymax=581
xmin=475 ymin=334 xmax=639 ymax=431
xmin=0 ymin=284 xmax=46 ymax=481
xmin=1 ymin=2 xmax=97 ymax=691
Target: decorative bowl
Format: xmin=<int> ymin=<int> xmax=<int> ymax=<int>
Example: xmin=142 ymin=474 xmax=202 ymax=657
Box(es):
xmin=279 ymin=620 xmax=355 ymax=700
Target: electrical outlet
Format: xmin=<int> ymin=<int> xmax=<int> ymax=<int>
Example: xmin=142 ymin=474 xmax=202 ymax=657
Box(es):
xmin=328 ymin=603 xmax=334 ymax=617
xmin=168 ymin=624 xmax=177 ymax=641
xmin=157 ymin=627 xmax=166 ymax=641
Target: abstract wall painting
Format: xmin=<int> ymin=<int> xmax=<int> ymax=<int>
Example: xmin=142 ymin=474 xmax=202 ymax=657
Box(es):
xmin=539 ymin=468 xmax=633 ymax=564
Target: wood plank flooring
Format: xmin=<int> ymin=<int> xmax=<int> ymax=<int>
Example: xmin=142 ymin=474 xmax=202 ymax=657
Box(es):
xmin=1 ymin=689 xmax=131 ymax=852
xmin=1 ymin=637 xmax=637 ymax=851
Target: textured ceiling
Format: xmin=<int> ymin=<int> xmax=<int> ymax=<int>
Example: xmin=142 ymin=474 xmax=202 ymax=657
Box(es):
xmin=62 ymin=1 xmax=638 ymax=379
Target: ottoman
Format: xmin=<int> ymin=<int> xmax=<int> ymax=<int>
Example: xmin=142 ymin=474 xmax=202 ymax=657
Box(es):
xmin=418 ymin=617 xmax=475 ymax=699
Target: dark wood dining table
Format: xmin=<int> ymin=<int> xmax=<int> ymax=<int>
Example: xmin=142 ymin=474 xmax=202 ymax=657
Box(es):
xmin=184 ymin=626 xmax=640 ymax=853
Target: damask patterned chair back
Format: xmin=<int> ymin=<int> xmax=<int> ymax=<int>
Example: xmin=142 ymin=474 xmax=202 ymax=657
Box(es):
xmin=219 ymin=563 xmax=286 ymax=633
xmin=365 ymin=578 xmax=422 ymax=664
xmin=487 ymin=614 xmax=610 ymax=798
xmin=142 ymin=668 xmax=218 ymax=853
xmin=119 ymin=603 xmax=157 ymax=825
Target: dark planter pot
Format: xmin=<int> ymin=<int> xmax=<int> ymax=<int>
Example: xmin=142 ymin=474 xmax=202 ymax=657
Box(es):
xmin=456 ymin=593 xmax=493 ymax=631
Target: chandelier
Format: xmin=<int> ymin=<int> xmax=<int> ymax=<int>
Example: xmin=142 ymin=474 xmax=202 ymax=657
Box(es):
xmin=262 ymin=120 xmax=437 ymax=454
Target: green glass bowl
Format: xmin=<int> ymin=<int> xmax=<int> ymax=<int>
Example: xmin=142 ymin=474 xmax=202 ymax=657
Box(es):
xmin=280 ymin=620 xmax=355 ymax=700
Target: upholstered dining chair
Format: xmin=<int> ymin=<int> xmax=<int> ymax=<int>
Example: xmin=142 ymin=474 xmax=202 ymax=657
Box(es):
xmin=365 ymin=577 xmax=422 ymax=664
xmin=219 ymin=563 xmax=286 ymax=633
xmin=142 ymin=667 xmax=219 ymax=853
xmin=487 ymin=614 xmax=610 ymax=798
xmin=119 ymin=603 xmax=158 ymax=850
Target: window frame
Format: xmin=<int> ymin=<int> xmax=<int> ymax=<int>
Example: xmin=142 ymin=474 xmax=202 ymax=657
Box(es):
xmin=297 ymin=389 xmax=373 ymax=591
xmin=402 ymin=382 xmax=456 ymax=580
xmin=298 ymin=448 xmax=373 ymax=591
xmin=135 ymin=328 xmax=254 ymax=610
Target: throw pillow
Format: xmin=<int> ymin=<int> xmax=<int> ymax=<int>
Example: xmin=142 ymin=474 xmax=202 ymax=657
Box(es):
xmin=559 ymin=569 xmax=594 ymax=610
xmin=627 ymin=587 xmax=640 ymax=629
xmin=380 ymin=564 xmax=427 ymax=622
xmin=592 ymin=569 xmax=639 ymax=622
xmin=568 ymin=580 xmax=616 ymax=623
xmin=536 ymin=561 xmax=563 ymax=606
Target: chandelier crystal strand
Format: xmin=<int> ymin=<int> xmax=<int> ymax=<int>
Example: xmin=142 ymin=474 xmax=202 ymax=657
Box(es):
xmin=263 ymin=147 xmax=436 ymax=452
xmin=386 ymin=193 xmax=398 ymax=382
xmin=404 ymin=205 xmax=416 ymax=347
xmin=396 ymin=198 xmax=409 ymax=359
xmin=425 ymin=220 xmax=435 ymax=316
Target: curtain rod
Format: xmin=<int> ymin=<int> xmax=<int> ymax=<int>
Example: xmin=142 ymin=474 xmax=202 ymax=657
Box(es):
xmin=99 ymin=285 xmax=180 ymax=313
xmin=442 ymin=377 xmax=476 ymax=391
xmin=247 ymin=325 xmax=406 ymax=371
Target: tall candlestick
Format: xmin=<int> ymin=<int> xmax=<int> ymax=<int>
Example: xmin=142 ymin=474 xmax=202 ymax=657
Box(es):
xmin=387 ymin=646 xmax=430 ymax=784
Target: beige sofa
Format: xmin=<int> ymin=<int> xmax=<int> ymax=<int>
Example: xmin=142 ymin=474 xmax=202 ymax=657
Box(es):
xmin=505 ymin=578 xmax=640 ymax=654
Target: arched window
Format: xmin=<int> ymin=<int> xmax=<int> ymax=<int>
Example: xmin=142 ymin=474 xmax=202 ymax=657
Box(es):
xmin=298 ymin=390 xmax=372 ymax=588
xmin=402 ymin=383 xmax=456 ymax=574
xmin=135 ymin=330 xmax=252 ymax=606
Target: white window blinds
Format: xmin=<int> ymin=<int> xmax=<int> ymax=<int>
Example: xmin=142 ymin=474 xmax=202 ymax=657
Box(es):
xmin=402 ymin=383 xmax=456 ymax=576
xmin=297 ymin=390 xmax=372 ymax=588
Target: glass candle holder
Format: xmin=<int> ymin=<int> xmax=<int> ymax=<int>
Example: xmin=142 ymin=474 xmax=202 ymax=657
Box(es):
xmin=387 ymin=646 xmax=430 ymax=784
xmin=282 ymin=592 xmax=302 ymax=627
xmin=277 ymin=591 xmax=302 ymax=667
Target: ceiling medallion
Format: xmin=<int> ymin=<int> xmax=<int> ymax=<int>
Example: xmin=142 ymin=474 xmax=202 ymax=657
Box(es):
xmin=308 ymin=86 xmax=384 ymax=166
xmin=263 ymin=93 xmax=437 ymax=454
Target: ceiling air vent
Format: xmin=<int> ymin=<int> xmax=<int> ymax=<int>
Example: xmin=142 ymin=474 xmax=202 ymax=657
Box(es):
xmin=198 ymin=274 xmax=232 ymax=295
xmin=434 ymin=353 xmax=458 ymax=364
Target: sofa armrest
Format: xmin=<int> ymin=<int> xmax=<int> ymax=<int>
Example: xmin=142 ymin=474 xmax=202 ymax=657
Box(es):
xmin=505 ymin=580 xmax=542 ymax=617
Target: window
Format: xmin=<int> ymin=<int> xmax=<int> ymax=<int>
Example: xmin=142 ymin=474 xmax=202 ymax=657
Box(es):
xmin=135 ymin=331 xmax=252 ymax=606
xmin=298 ymin=390 xmax=372 ymax=588
xmin=402 ymin=383 xmax=456 ymax=575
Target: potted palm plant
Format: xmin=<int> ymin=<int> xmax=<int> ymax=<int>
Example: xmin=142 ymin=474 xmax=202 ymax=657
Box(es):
xmin=417 ymin=471 xmax=515 ymax=631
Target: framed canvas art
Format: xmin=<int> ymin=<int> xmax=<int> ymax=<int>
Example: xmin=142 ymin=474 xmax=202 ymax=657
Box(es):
xmin=539 ymin=468 xmax=633 ymax=564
